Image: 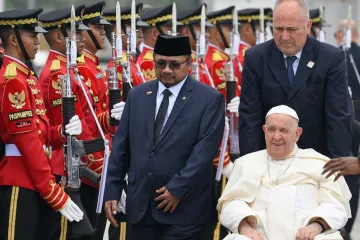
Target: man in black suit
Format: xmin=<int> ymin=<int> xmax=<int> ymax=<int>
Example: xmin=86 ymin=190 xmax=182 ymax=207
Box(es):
xmin=103 ymin=35 xmax=225 ymax=239
xmin=239 ymin=0 xmax=353 ymax=159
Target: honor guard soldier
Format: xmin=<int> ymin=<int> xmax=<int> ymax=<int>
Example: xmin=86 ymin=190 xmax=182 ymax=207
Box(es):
xmin=39 ymin=4 xmax=105 ymax=187
xmin=235 ymin=8 xmax=273 ymax=92
xmin=309 ymin=7 xmax=326 ymax=42
xmin=0 ymin=8 xmax=84 ymax=240
xmin=206 ymin=6 xmax=241 ymax=97
xmin=77 ymin=1 xmax=112 ymax=117
xmin=177 ymin=4 xmax=215 ymax=87
xmin=138 ymin=4 xmax=179 ymax=81
xmin=104 ymin=2 xmax=150 ymax=89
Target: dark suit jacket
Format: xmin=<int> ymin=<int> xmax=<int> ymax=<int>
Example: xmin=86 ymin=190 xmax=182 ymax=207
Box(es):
xmin=239 ymin=37 xmax=353 ymax=158
xmin=104 ymin=76 xmax=225 ymax=225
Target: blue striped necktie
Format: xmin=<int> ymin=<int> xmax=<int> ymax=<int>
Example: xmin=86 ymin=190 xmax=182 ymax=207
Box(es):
xmin=286 ymin=56 xmax=297 ymax=85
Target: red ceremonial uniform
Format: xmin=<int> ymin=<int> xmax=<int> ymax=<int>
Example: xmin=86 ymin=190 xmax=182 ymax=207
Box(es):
xmin=77 ymin=49 xmax=108 ymax=115
xmin=136 ymin=43 xmax=156 ymax=81
xmin=232 ymin=41 xmax=250 ymax=94
xmin=190 ymin=51 xmax=214 ymax=87
xmin=0 ymin=55 xmax=69 ymax=211
xmin=76 ymin=49 xmax=111 ymax=137
xmin=204 ymin=44 xmax=241 ymax=98
xmin=107 ymin=51 xmax=145 ymax=91
xmin=38 ymin=50 xmax=105 ymax=179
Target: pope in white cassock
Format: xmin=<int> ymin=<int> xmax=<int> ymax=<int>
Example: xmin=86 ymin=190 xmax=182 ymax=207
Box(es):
xmin=217 ymin=105 xmax=352 ymax=240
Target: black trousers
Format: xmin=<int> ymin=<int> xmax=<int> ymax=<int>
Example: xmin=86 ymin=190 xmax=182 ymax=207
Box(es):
xmin=344 ymin=175 xmax=359 ymax=233
xmin=0 ymin=186 xmax=66 ymax=240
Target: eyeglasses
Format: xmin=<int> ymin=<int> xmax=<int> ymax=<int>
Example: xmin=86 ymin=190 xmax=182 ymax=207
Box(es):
xmin=154 ymin=58 xmax=191 ymax=70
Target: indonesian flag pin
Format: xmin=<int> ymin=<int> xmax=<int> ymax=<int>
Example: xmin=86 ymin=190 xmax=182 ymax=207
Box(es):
xmin=147 ymin=91 xmax=152 ymax=95
xmin=307 ymin=61 xmax=314 ymax=68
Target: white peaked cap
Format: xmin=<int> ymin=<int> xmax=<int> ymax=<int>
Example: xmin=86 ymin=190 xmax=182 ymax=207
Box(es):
xmin=266 ymin=105 xmax=299 ymax=121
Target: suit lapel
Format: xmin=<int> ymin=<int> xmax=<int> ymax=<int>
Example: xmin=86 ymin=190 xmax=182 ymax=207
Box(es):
xmin=146 ymin=80 xmax=158 ymax=145
xmin=268 ymin=41 xmax=291 ymax=94
xmin=152 ymin=77 xmax=194 ymax=150
xmin=288 ymin=38 xmax=316 ymax=100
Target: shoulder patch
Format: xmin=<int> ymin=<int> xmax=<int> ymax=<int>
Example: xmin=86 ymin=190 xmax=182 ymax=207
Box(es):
xmin=50 ymin=60 xmax=61 ymax=72
xmin=77 ymin=54 xmax=85 ymax=64
xmin=4 ymin=63 xmax=17 ymax=79
xmin=144 ymin=50 xmax=154 ymax=61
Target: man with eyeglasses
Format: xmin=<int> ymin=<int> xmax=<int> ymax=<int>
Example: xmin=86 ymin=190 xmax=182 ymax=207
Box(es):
xmin=104 ymin=34 xmax=225 ymax=240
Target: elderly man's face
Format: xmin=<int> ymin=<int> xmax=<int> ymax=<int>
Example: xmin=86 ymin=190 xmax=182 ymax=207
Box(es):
xmin=154 ymin=54 xmax=191 ymax=87
xmin=273 ymin=1 xmax=311 ymax=56
xmin=262 ymin=113 xmax=303 ymax=160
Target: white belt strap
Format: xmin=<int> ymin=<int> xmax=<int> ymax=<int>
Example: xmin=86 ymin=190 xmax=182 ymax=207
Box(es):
xmin=5 ymin=144 xmax=52 ymax=158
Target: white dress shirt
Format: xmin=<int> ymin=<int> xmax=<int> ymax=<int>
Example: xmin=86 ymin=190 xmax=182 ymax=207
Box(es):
xmin=283 ymin=50 xmax=302 ymax=75
xmin=155 ymin=77 xmax=187 ymax=132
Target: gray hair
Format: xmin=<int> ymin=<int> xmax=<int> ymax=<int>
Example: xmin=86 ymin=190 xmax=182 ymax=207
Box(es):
xmin=274 ymin=0 xmax=310 ymax=19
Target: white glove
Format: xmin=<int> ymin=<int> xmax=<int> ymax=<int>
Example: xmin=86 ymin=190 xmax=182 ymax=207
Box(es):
xmin=111 ymin=102 xmax=125 ymax=121
xmin=222 ymin=161 xmax=234 ymax=179
xmin=117 ymin=189 xmax=127 ymax=214
xmin=117 ymin=174 xmax=128 ymax=214
xmin=227 ymin=96 xmax=240 ymax=116
xmin=65 ymin=115 xmax=82 ymax=136
xmin=59 ymin=200 xmax=84 ymax=222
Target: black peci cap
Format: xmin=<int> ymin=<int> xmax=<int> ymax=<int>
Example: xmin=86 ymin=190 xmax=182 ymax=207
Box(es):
xmin=154 ymin=34 xmax=191 ymax=56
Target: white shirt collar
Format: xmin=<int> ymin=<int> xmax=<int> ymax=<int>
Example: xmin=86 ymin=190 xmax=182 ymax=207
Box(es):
xmin=240 ymin=40 xmax=252 ymax=48
xmin=50 ymin=49 xmax=65 ymax=57
xmin=283 ymin=50 xmax=303 ymax=60
xmin=4 ymin=55 xmax=28 ymax=69
xmin=157 ymin=76 xmax=188 ymax=99
xmin=143 ymin=43 xmax=154 ymax=51
xmin=208 ymin=43 xmax=225 ymax=52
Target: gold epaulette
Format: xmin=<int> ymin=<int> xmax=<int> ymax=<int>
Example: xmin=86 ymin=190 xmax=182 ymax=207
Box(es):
xmin=50 ymin=60 xmax=61 ymax=72
xmin=144 ymin=50 xmax=154 ymax=61
xmin=4 ymin=63 xmax=17 ymax=79
xmin=77 ymin=54 xmax=85 ymax=64
xmin=212 ymin=49 xmax=229 ymax=62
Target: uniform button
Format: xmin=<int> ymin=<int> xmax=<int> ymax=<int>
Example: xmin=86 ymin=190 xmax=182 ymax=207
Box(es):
xmin=150 ymin=152 xmax=154 ymax=157
xmin=102 ymin=103 xmax=106 ymax=109
xmin=36 ymin=119 xmax=40 ymax=124
xmin=38 ymin=130 xmax=42 ymax=135
xmin=148 ymin=173 xmax=152 ymax=177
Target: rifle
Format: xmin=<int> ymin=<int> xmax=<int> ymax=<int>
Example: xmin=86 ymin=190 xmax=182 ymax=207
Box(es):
xmin=191 ymin=32 xmax=201 ymax=81
xmin=226 ymin=10 xmax=240 ymax=159
xmin=121 ymin=27 xmax=134 ymax=102
xmin=108 ymin=31 xmax=121 ymax=127
xmin=60 ymin=6 xmax=102 ymax=237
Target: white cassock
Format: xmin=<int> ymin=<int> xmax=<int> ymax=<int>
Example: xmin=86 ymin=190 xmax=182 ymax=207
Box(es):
xmin=217 ymin=145 xmax=352 ymax=240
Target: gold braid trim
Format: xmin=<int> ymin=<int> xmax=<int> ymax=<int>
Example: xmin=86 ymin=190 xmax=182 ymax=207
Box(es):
xmin=52 ymin=191 xmax=66 ymax=208
xmin=105 ymin=14 xmax=140 ymax=21
xmin=145 ymin=14 xmax=172 ymax=27
xmin=238 ymin=15 xmax=272 ymax=22
xmin=209 ymin=14 xmax=233 ymax=24
xmin=40 ymin=16 xmax=81 ymax=28
xmin=83 ymin=12 xmax=101 ymax=20
xmin=48 ymin=188 xmax=62 ymax=204
xmin=312 ymin=17 xmax=321 ymax=23
xmin=44 ymin=179 xmax=56 ymax=200
xmin=179 ymin=15 xmax=201 ymax=25
xmin=0 ymin=18 xmax=37 ymax=26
